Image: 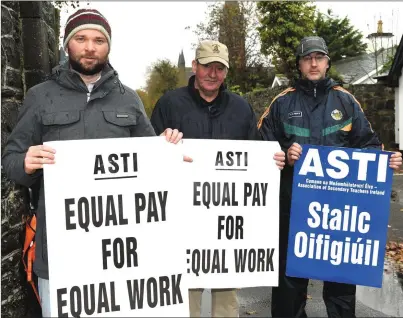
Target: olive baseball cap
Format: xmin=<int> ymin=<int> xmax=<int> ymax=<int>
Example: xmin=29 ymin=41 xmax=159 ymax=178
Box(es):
xmin=195 ymin=40 xmax=230 ymax=68
xmin=296 ymin=36 xmax=329 ymax=57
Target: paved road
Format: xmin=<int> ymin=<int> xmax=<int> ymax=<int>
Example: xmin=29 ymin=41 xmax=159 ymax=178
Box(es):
xmin=200 ymin=175 xmax=403 ymax=317
xmin=201 ymin=278 xmax=402 ymax=317
xmin=388 ymin=174 xmax=403 ymax=242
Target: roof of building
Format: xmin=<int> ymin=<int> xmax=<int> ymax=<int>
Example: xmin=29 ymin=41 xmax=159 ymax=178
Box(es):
xmin=332 ymin=47 xmax=394 ymax=84
xmin=388 ymin=35 xmax=403 ymax=87
xmin=271 ymin=74 xmax=290 ymax=88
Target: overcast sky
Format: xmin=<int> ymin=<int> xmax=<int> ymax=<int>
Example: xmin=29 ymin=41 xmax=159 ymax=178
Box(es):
xmin=59 ymin=1 xmax=403 ymax=91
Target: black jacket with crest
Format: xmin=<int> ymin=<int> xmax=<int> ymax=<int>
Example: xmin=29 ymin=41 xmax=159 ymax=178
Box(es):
xmin=151 ymin=75 xmax=261 ymax=140
xmin=258 ymin=77 xmax=381 ymax=211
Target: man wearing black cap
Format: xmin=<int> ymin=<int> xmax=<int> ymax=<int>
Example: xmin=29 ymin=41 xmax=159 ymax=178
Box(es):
xmin=258 ymin=36 xmax=402 ymax=317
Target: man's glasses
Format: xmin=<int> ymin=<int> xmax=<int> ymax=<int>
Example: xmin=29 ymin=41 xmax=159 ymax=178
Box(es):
xmin=301 ymin=54 xmax=329 ymax=64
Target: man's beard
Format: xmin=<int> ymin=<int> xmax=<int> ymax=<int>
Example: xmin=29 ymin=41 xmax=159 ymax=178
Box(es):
xmin=69 ymin=56 xmax=107 ymax=76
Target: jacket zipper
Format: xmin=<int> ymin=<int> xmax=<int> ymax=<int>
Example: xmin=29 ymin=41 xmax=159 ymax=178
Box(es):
xmin=86 ymin=71 xmax=116 ymax=103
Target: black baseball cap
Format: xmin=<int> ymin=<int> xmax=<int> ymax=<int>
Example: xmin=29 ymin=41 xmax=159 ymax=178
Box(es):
xmin=296 ymin=36 xmax=329 ymax=57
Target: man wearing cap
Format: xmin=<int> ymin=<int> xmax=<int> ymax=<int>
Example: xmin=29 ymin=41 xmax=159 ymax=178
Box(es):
xmin=150 ymin=40 xmax=285 ymax=317
xmin=258 ymin=36 xmax=402 ymax=317
xmin=2 ymin=8 xmax=187 ymax=317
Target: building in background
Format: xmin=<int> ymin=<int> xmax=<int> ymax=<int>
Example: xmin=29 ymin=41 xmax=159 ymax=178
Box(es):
xmin=177 ymin=49 xmax=193 ymax=84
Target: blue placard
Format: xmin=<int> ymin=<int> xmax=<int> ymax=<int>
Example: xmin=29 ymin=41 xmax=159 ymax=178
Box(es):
xmin=286 ymin=145 xmax=393 ymax=288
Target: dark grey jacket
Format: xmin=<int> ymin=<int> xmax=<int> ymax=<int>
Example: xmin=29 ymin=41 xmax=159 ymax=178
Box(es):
xmin=2 ymin=62 xmax=156 ymax=279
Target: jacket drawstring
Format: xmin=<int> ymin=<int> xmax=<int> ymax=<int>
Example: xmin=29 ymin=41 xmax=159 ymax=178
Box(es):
xmin=117 ymin=78 xmax=125 ymax=95
xmin=108 ymin=63 xmax=125 ymax=95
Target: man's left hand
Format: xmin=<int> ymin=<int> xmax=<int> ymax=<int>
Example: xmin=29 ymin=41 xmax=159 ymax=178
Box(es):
xmin=274 ymin=151 xmax=286 ymax=170
xmin=160 ymin=128 xmax=193 ymax=162
xmin=389 ymin=151 xmax=402 ymax=171
xmin=160 ymin=128 xmax=183 ymax=144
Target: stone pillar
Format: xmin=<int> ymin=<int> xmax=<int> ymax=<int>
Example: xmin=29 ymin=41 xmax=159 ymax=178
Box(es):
xmin=20 ymin=2 xmax=51 ymax=90
xmin=1 ymin=2 xmax=60 ymax=317
xmin=1 ymin=2 xmax=29 ymax=317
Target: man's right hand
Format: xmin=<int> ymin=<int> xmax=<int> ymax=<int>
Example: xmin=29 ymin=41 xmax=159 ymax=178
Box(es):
xmin=287 ymin=143 xmax=302 ymax=166
xmin=24 ymin=145 xmax=56 ymax=174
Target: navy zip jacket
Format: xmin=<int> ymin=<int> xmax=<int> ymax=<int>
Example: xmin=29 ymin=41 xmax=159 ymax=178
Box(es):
xmin=258 ymin=77 xmax=382 ymax=208
xmin=151 ymin=75 xmax=261 ymax=140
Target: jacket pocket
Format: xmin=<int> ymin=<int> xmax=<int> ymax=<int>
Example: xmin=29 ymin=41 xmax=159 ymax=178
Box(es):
xmin=102 ymin=111 xmax=137 ymax=137
xmin=42 ymin=111 xmax=81 ymax=141
xmin=102 ymin=111 xmax=137 ymax=126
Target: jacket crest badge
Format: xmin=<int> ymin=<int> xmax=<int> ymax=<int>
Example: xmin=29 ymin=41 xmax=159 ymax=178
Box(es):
xmin=331 ymin=109 xmax=343 ymax=121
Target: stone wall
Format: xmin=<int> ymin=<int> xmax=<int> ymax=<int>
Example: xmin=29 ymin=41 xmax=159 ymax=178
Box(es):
xmin=244 ymin=84 xmax=396 ymax=150
xmin=347 ymin=84 xmax=396 ymax=150
xmin=1 ymin=2 xmax=60 ymax=317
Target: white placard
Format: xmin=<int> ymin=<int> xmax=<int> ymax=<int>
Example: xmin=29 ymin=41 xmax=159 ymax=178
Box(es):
xmin=44 ymin=137 xmax=189 ymax=317
xmin=181 ymin=139 xmax=281 ymax=288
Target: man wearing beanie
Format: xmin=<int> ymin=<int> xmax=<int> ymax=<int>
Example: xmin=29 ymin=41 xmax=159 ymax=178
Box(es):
xmin=2 ymin=8 xmax=186 ymax=317
xmin=150 ymin=40 xmax=286 ymax=317
xmin=258 ymin=36 xmax=402 ymax=317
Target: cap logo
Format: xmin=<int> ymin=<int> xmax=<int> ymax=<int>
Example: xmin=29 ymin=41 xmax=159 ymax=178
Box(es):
xmin=212 ymin=44 xmax=220 ymax=53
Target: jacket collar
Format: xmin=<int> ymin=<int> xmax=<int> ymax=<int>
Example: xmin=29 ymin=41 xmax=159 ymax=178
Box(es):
xmin=50 ymin=61 xmax=119 ymax=95
xmin=295 ymin=77 xmax=337 ymax=98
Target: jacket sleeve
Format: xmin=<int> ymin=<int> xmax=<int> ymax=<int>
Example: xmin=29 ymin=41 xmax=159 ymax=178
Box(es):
xmin=1 ymin=89 xmax=43 ymax=187
xmin=258 ymin=99 xmax=283 ymax=142
xmin=129 ymin=89 xmax=156 ymax=137
xmin=348 ymin=95 xmax=382 ymax=149
xmin=150 ymin=95 xmax=171 ymax=135
xmin=258 ymin=98 xmax=289 ymax=163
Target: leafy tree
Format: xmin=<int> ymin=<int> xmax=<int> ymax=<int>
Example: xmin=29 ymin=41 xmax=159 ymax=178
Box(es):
xmin=136 ymin=89 xmax=153 ymax=118
xmin=378 ymin=45 xmax=398 ymax=74
xmin=327 ymin=67 xmax=344 ymax=83
xmin=257 ymin=1 xmax=316 ymax=80
xmin=145 ymin=59 xmax=180 ymax=110
xmin=218 ymin=2 xmax=247 ymax=91
xmin=189 ymin=1 xmax=272 ymax=93
xmin=177 ymin=66 xmax=188 ymax=88
xmin=53 ymin=1 xmax=83 ymax=9
xmin=257 ymin=2 xmax=368 ymax=81
xmin=314 ymin=9 xmax=367 ymax=62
